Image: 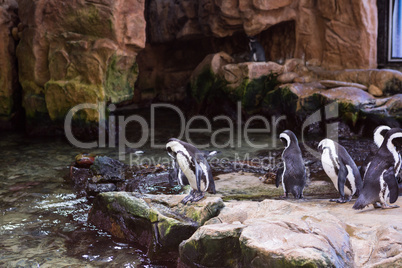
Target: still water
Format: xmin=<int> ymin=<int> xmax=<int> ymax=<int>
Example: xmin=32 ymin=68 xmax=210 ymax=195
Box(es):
xmin=0 ymin=108 xmax=277 ymax=267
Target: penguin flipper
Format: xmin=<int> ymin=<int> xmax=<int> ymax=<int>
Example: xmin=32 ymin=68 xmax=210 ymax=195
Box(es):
xmin=168 ymin=163 xmax=178 ymax=186
xmin=276 ymin=166 xmax=284 ymax=188
xmin=383 ymin=166 xmax=399 ymax=203
xmin=194 ymin=160 xmax=202 ymax=192
xmin=337 ymin=163 xmax=348 ymax=198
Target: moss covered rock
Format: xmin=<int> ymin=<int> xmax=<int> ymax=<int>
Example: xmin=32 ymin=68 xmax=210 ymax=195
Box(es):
xmin=16 ymin=0 xmax=145 ymax=134
xmin=88 ymin=192 xmax=224 ymax=259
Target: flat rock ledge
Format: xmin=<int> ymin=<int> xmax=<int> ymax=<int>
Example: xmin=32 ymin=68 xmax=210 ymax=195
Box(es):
xmin=179 ymin=199 xmax=402 ymax=268
xmin=88 ymin=189 xmax=402 ymax=267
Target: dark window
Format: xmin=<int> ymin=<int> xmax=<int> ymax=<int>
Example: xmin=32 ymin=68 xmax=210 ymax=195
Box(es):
xmin=378 ymin=0 xmax=402 ymax=67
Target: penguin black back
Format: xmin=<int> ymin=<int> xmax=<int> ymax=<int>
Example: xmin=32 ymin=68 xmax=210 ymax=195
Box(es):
xmin=276 ymin=130 xmax=306 ymax=199
xmin=353 ymin=128 xmax=402 ymax=210
xmin=360 ymin=125 xmax=391 ymax=179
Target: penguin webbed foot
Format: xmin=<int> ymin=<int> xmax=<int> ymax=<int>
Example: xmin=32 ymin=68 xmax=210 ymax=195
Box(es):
xmin=330 ymin=195 xmax=351 ymax=203
xmin=191 ymin=191 xmax=205 ymax=203
xmin=380 ymin=203 xmax=400 ymax=209
xmin=181 ymin=190 xmax=205 ymax=204
xmin=181 ymin=190 xmax=195 ymax=204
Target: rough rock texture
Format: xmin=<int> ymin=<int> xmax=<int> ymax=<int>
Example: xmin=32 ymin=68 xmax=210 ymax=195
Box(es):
xmin=215 ymin=172 xmax=337 ymax=201
xmin=0 ymin=0 xmax=19 ymax=127
xmin=190 ymin=54 xmax=402 ymax=128
xmin=146 ymin=0 xmax=377 ymax=70
xmin=88 ymin=192 xmax=224 ymax=260
xmin=179 ymin=198 xmax=402 ymax=267
xmin=16 ymin=0 xmax=145 ymax=131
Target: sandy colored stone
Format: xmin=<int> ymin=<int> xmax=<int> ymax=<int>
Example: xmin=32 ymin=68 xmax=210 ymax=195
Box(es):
xmin=180 ymin=198 xmax=402 ymax=267
xmin=368 ymin=84 xmax=383 ymax=97
xmin=320 ymin=80 xmax=368 ymax=90
xmin=16 ymin=0 xmax=146 ymax=127
xmin=277 ymin=72 xmax=299 ymax=83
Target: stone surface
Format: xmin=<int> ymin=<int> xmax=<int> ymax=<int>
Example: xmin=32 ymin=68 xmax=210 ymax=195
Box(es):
xmin=320 ymin=80 xmax=368 ymax=91
xmin=314 ymin=68 xmax=402 ymax=96
xmin=88 ymin=192 xmax=224 ymax=260
xmin=16 ymin=0 xmax=146 ymax=131
xmin=179 ymin=198 xmax=402 ymax=267
xmin=0 ymin=0 xmax=19 ymax=126
xmin=146 ymin=0 xmax=377 ymax=70
xmin=368 ymin=84 xmax=383 ymax=97
xmin=214 ymin=172 xmax=337 ymax=201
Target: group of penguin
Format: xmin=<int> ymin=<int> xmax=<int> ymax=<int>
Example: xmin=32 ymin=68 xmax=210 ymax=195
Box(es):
xmin=166 ymin=125 xmax=402 ymax=210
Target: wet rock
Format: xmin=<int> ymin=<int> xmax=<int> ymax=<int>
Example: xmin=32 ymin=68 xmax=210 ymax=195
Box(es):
xmin=90 ymin=156 xmax=126 ymax=182
xmin=88 ymin=192 xmax=224 ymax=260
xmin=0 ymin=0 xmax=19 ymax=127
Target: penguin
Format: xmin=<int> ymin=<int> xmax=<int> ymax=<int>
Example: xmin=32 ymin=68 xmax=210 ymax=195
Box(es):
xmin=360 ymin=125 xmax=391 ymax=179
xmin=248 ymin=36 xmax=266 ymax=62
xmin=166 ymin=138 xmax=216 ymax=204
xmin=353 ymin=128 xmax=402 ymax=210
xmin=318 ymin=139 xmax=362 ymax=203
xmin=275 ymin=130 xmax=306 ymax=199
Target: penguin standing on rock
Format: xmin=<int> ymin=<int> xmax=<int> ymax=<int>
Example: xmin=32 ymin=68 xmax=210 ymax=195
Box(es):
xmin=248 ymin=36 xmax=266 ymax=62
xmin=318 ymin=139 xmax=362 ymax=203
xmin=166 ymin=138 xmax=216 ymax=204
xmin=360 ymin=125 xmax=391 ymax=179
xmin=276 ymin=130 xmax=306 ymax=199
xmin=353 ymin=128 xmax=402 ymax=210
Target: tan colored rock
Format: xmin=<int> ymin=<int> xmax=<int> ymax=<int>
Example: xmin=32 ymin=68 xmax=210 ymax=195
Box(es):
xmin=190 ymin=51 xmax=235 ymax=83
xmin=17 ymin=0 xmax=146 ymax=127
xmin=147 ymin=0 xmax=377 ymax=70
xmin=277 ymin=72 xmax=299 ymax=83
xmin=320 ymin=80 xmax=368 ymax=90
xmin=368 ymin=84 xmax=383 ymax=97
xmin=180 ymin=198 xmax=402 ymax=267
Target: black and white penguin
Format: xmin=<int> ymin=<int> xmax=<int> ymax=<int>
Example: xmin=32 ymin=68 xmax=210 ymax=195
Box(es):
xmin=353 ymin=128 xmax=402 ymax=210
xmin=318 ymin=139 xmax=362 ymax=203
xmin=248 ymin=36 xmax=266 ymax=62
xmin=360 ymin=125 xmax=391 ymax=179
xmin=275 ymin=130 xmax=306 ymax=199
xmin=166 ymin=138 xmax=216 ymax=204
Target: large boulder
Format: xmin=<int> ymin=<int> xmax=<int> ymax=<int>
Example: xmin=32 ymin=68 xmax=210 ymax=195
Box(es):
xmin=88 ymin=192 xmax=224 ymax=260
xmin=179 ymin=198 xmax=402 ymax=267
xmin=0 ymin=0 xmax=19 ymax=128
xmin=16 ymin=0 xmax=146 ymax=133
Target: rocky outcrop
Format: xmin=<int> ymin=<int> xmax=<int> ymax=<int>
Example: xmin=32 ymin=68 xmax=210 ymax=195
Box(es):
xmin=16 ymin=0 xmax=145 ymax=132
xmin=87 ymin=192 xmax=224 ymax=261
xmin=146 ymin=0 xmax=377 ymax=70
xmin=0 ymin=0 xmax=19 ymax=127
xmin=189 ymin=53 xmax=402 ymax=128
xmin=179 ymin=198 xmax=402 ymax=267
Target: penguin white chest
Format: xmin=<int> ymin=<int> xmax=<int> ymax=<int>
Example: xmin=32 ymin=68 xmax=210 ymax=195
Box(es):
xmin=321 ymin=149 xmax=339 ymax=191
xmin=176 ymin=154 xmax=197 ymax=190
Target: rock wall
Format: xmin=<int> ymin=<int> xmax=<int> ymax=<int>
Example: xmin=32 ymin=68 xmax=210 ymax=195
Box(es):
xmin=146 ymin=0 xmax=377 ymax=69
xmin=16 ymin=0 xmax=145 ymax=132
xmin=0 ymin=0 xmax=380 ymax=131
xmin=0 ymin=0 xmax=19 ymax=127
